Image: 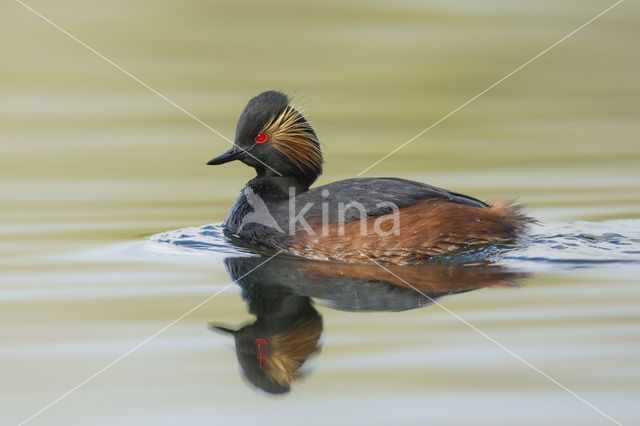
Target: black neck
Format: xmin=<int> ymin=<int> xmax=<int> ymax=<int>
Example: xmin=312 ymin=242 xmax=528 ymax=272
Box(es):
xmin=247 ymin=175 xmax=310 ymax=202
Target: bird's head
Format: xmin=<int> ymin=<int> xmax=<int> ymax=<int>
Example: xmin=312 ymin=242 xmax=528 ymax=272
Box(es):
xmin=207 ymin=91 xmax=322 ymax=186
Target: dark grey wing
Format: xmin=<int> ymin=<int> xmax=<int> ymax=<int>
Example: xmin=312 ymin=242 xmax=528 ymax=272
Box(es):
xmin=367 ymin=177 xmax=488 ymax=208
xmin=272 ymin=177 xmax=487 ymax=223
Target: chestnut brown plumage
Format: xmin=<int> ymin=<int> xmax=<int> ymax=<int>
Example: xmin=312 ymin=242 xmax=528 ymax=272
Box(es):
xmin=285 ymin=199 xmax=536 ymax=264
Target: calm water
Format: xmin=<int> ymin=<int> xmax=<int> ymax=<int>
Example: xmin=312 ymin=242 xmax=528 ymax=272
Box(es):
xmin=4 ymin=216 xmax=639 ymax=426
xmin=2 ymin=0 xmax=640 ymax=425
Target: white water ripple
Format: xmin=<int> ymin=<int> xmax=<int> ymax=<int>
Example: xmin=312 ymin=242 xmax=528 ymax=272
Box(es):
xmin=148 ymin=219 xmax=640 ymax=272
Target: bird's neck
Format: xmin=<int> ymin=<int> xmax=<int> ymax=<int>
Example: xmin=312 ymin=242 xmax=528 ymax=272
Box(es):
xmin=247 ymin=176 xmax=310 ymax=202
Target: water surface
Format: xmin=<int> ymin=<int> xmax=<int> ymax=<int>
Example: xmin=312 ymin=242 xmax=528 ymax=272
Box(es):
xmin=1 ymin=0 xmax=639 ymax=425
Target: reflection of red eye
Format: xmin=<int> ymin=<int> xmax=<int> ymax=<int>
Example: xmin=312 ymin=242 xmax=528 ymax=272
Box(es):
xmin=255 ymin=133 xmax=267 ymax=143
xmin=255 ymin=338 xmax=268 ymax=369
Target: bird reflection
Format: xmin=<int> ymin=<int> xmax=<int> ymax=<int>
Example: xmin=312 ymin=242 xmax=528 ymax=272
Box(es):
xmin=211 ymin=255 xmax=525 ymax=394
xmin=213 ymin=281 xmax=322 ymax=394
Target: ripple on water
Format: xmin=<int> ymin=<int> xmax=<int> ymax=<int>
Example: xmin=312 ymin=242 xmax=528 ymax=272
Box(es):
xmin=148 ymin=219 xmax=640 ymax=272
xmin=149 ymin=224 xmax=254 ymax=257
xmin=501 ymin=219 xmax=640 ymax=271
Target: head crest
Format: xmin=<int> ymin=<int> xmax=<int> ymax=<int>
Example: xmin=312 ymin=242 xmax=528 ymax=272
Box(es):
xmin=259 ymin=316 xmax=322 ymax=388
xmin=260 ymin=105 xmax=322 ymax=175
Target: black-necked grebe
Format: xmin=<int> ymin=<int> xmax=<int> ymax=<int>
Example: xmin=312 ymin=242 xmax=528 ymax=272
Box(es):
xmin=207 ymin=90 xmax=534 ymax=264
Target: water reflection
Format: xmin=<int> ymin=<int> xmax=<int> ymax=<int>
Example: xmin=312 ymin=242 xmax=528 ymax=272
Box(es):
xmin=211 ymin=255 xmax=526 ymax=394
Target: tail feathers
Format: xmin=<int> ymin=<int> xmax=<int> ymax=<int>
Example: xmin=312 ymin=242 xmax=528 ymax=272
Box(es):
xmin=486 ymin=199 xmax=538 ymax=239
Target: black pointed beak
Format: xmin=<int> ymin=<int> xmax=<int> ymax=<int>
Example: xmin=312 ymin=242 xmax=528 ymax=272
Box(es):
xmin=209 ymin=324 xmax=238 ymax=335
xmin=206 ymin=146 xmax=244 ymax=165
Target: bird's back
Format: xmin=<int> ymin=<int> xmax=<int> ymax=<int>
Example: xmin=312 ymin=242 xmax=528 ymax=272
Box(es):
xmin=224 ymin=177 xmax=534 ymax=264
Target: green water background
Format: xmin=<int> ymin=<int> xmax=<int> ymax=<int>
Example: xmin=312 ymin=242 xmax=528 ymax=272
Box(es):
xmin=1 ymin=1 xmax=639 ymax=425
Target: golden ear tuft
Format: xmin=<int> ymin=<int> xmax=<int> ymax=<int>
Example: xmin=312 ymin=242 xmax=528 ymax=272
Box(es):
xmin=260 ymin=106 xmax=322 ymax=172
xmin=262 ymin=316 xmax=322 ymax=387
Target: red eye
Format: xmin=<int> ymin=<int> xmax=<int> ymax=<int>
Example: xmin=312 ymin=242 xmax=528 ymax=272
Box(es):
xmin=255 ymin=133 xmax=267 ymax=143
